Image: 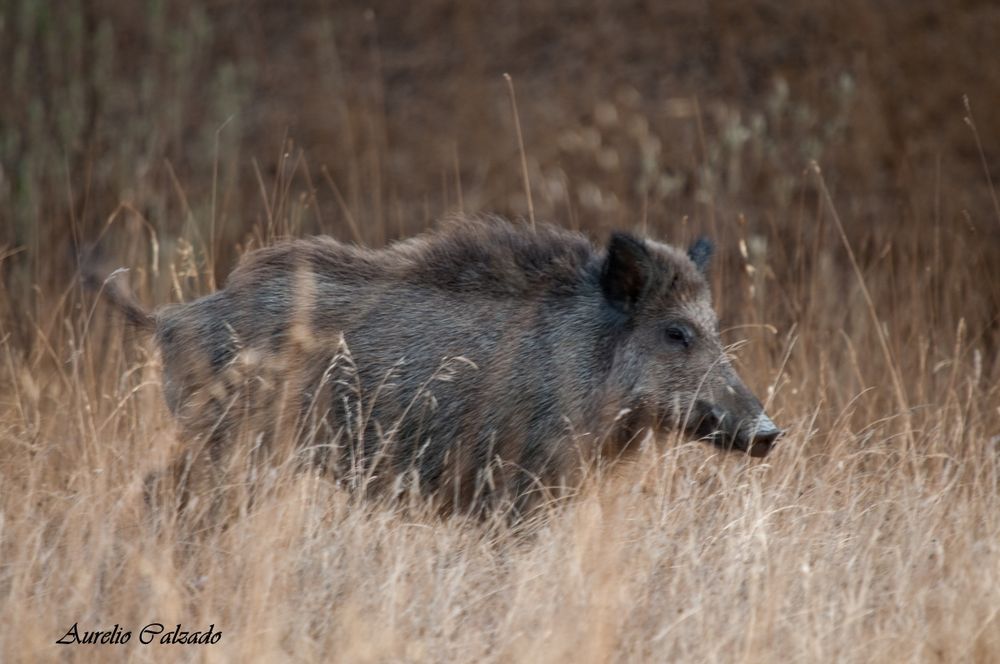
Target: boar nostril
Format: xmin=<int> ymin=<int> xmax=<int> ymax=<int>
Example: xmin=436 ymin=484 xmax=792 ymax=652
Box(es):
xmin=745 ymin=414 xmax=782 ymax=457
xmin=751 ymin=414 xmax=781 ymax=439
xmin=752 ymin=428 xmax=781 ymax=445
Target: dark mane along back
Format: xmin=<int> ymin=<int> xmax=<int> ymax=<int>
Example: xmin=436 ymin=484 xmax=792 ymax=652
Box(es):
xmin=399 ymin=218 xmax=599 ymax=298
xmin=224 ymin=218 xmax=598 ymax=299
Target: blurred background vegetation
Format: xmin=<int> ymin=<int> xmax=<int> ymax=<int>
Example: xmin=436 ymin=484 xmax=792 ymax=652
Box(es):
xmin=2 ymin=0 xmax=999 ymax=414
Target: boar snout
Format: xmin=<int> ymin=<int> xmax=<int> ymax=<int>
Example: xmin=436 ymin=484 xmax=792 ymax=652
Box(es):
xmin=689 ymin=400 xmax=783 ymax=458
xmin=743 ymin=413 xmax=782 ymax=458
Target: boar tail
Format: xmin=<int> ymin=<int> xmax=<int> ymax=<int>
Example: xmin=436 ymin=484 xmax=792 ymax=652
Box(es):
xmin=83 ymin=266 xmax=156 ymax=332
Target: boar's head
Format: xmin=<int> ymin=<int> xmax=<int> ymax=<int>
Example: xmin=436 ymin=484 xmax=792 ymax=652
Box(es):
xmin=600 ymin=232 xmax=782 ymax=457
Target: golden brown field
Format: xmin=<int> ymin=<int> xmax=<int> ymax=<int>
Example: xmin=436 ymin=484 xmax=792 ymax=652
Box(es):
xmin=2 ymin=2 xmax=1000 ymax=662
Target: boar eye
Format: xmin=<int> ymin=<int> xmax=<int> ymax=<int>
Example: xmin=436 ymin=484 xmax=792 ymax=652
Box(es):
xmin=665 ymin=324 xmax=693 ymax=348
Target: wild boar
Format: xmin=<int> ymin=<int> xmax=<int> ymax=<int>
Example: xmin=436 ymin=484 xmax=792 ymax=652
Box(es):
xmin=92 ymin=217 xmax=781 ymax=515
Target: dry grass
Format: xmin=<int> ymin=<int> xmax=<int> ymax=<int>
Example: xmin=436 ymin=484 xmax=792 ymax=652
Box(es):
xmin=3 ymin=2 xmax=1000 ymax=662
xmin=1 ymin=297 xmax=999 ymax=662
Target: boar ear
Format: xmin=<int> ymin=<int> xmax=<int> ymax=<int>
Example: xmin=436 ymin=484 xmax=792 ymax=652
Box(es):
xmin=601 ymin=233 xmax=653 ymax=314
xmin=687 ymin=236 xmax=713 ymax=274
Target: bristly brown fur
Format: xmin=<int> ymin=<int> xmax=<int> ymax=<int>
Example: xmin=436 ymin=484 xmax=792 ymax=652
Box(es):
xmin=226 ymin=217 xmax=603 ymax=300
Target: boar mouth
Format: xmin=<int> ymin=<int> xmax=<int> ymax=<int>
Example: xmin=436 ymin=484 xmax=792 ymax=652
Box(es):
xmin=686 ymin=401 xmax=782 ymax=458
